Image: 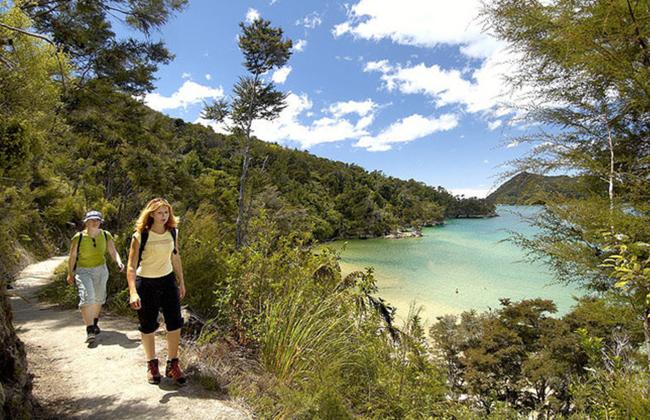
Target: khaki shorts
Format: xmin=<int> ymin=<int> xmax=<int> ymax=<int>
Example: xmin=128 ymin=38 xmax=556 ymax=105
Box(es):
xmin=75 ymin=264 xmax=109 ymax=307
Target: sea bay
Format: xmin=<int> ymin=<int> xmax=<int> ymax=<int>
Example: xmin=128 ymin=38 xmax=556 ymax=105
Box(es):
xmin=325 ymin=205 xmax=583 ymax=322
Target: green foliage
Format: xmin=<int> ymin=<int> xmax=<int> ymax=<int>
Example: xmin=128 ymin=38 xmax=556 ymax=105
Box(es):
xmin=11 ymin=3 xmax=648 ymax=418
xmin=179 ymin=207 xmax=449 ymax=418
xmin=259 ymin=289 xmax=353 ymax=385
xmin=601 ymin=234 xmax=650 ymax=314
xmin=20 ymin=0 xmax=188 ymax=94
xmin=485 ymin=0 xmax=650 ymax=371
xmin=430 ymin=295 xmax=649 ymax=417
xmin=571 ymin=328 xmax=650 ymax=418
xmin=0 ymin=5 xmax=67 ymax=279
xmin=38 ymin=262 xmax=79 ymax=309
xmin=238 ymin=18 xmax=292 ymax=75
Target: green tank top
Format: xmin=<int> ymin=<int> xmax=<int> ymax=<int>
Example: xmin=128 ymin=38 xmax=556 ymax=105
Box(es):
xmin=72 ymin=229 xmax=113 ymax=268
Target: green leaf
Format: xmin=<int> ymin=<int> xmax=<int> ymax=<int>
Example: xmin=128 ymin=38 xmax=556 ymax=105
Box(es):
xmin=614 ymin=280 xmax=628 ymax=288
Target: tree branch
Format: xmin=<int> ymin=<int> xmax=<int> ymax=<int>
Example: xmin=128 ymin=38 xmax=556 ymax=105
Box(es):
xmin=0 ymin=22 xmax=68 ymax=91
xmin=626 ymin=0 xmax=650 ymax=67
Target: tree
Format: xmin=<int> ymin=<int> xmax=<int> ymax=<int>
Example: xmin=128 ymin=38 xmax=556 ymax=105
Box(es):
xmin=16 ymin=0 xmax=187 ymax=94
xmin=484 ymin=0 xmax=650 ymax=365
xmin=202 ymin=18 xmax=292 ymax=249
xmin=0 ymin=6 xmax=69 ymax=417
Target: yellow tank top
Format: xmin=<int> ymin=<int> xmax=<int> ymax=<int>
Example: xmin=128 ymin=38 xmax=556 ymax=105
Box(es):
xmin=133 ymin=229 xmax=174 ymax=278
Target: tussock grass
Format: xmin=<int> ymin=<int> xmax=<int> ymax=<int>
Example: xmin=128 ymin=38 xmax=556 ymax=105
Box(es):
xmin=259 ymin=288 xmax=356 ymax=386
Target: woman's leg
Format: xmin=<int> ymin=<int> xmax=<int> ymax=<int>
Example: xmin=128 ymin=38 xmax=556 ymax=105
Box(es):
xmin=80 ymin=304 xmax=95 ymax=325
xmin=136 ymin=277 xmax=161 ymax=360
xmin=161 ymin=273 xmax=183 ymax=359
xmin=160 ymin=273 xmax=186 ymax=383
xmin=76 ymin=268 xmax=96 ymax=327
xmin=92 ymin=265 xmax=109 ymax=324
xmin=141 ymin=332 xmax=156 ymax=360
xmin=83 ymin=303 xmax=101 ymax=321
xmin=166 ymin=329 xmax=180 ymax=359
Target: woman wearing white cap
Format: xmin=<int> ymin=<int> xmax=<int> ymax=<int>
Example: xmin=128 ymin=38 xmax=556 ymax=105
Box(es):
xmin=67 ymin=210 xmax=124 ymax=344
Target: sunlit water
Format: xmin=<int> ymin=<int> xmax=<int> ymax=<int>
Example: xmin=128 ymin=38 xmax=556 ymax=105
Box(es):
xmin=323 ymin=206 xmax=583 ymax=322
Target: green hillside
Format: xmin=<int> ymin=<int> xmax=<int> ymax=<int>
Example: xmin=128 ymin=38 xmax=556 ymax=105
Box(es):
xmin=487 ymin=172 xmax=585 ymax=205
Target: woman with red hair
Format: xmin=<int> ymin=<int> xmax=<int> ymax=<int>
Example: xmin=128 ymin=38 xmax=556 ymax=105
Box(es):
xmin=127 ymin=198 xmax=187 ymax=385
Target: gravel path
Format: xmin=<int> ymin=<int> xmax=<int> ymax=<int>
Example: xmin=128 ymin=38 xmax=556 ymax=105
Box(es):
xmin=11 ymin=257 xmax=251 ymax=420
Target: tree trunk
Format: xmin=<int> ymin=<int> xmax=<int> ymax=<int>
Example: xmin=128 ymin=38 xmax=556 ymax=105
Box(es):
xmin=235 ymin=75 xmax=259 ymax=250
xmin=607 ymin=122 xmax=614 ymax=214
xmin=235 ymin=141 xmax=251 ymax=249
xmin=643 ymin=308 xmax=650 ymax=367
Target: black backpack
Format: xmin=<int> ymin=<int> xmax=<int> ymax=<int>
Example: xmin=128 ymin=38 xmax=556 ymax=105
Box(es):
xmin=136 ymin=228 xmax=178 ymax=268
xmin=73 ymin=230 xmax=109 ymax=270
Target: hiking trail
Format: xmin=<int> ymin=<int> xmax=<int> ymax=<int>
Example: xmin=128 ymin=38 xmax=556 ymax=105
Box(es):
xmin=11 ymin=257 xmax=251 ymax=419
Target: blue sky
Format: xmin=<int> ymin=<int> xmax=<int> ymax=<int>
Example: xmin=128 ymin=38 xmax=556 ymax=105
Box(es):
xmin=136 ymin=0 xmax=533 ymax=197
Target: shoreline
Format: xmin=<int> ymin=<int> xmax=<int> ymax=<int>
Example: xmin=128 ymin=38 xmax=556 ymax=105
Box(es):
xmin=318 ymin=212 xmax=499 ymax=243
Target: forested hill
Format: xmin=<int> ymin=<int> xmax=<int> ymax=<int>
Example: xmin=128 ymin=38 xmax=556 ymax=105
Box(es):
xmin=51 ymin=90 xmax=494 ymax=242
xmin=175 ymin=114 xmax=496 ymax=240
xmin=486 ymin=172 xmax=584 ymax=205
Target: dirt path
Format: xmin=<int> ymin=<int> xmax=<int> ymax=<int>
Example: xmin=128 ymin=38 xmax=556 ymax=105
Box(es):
xmin=11 ymin=257 xmax=251 ymax=420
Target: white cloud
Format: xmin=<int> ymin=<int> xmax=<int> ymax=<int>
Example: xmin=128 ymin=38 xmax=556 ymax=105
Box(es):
xmin=365 ymin=57 xmax=513 ymax=114
xmin=245 ymin=8 xmax=260 ymax=23
xmin=144 ymin=80 xmax=224 ymax=112
xmin=333 ymin=0 xmax=501 ymax=57
xmin=332 ymin=22 xmax=351 ymax=37
xmin=506 ymin=140 xmax=519 ymax=148
xmin=488 ymin=120 xmax=502 ymax=130
xmin=205 ymin=73 xmax=212 ymax=81
xmin=338 ymin=1 xmax=532 ymax=118
xmin=293 ymin=39 xmax=308 ymax=52
xmin=449 ymin=188 xmax=490 ymax=198
xmin=194 ymin=91 xmax=455 ymax=152
xmin=327 ymin=99 xmax=376 ymax=117
xmin=251 ymin=93 xmax=371 ymax=148
xmin=355 ymin=113 xmax=458 ymax=152
xmin=297 ymin=12 xmax=322 ymax=29
xmin=272 ymin=66 xmax=292 ymax=84
xmin=364 ymin=60 xmax=393 ymax=73
xmin=194 ymin=115 xmax=231 ymax=135
xmin=181 ymin=72 xmax=191 ymax=79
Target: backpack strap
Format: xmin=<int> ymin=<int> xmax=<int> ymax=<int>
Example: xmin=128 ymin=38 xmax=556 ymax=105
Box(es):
xmin=171 ymin=228 xmax=178 ymax=255
xmin=137 ymin=230 xmax=149 ymax=268
xmin=73 ymin=232 xmax=83 ymax=271
xmin=103 ymin=229 xmax=108 ymax=243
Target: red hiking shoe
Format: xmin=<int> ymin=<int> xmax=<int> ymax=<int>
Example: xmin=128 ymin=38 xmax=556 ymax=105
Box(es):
xmin=165 ymin=358 xmax=187 ymax=385
xmin=147 ymin=359 xmax=161 ymax=384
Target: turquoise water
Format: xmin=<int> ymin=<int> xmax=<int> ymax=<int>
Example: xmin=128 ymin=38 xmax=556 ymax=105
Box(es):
xmin=325 ymin=206 xmax=582 ymax=321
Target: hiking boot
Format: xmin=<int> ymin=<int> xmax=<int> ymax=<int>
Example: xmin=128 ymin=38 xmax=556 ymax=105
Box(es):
xmin=147 ymin=359 xmax=161 ymax=384
xmin=85 ymin=326 xmax=96 ymax=344
xmin=165 ymin=358 xmax=186 ymax=385
xmin=93 ymin=318 xmax=100 ymax=335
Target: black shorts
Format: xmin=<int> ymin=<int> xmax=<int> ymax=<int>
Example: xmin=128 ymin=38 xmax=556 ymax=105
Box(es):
xmin=135 ymin=272 xmax=183 ymax=334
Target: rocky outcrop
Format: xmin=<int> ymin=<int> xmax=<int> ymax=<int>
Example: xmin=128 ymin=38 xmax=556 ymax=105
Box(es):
xmin=454 ymin=212 xmax=498 ymax=218
xmin=385 ymin=228 xmax=423 ymax=239
xmin=1 ymin=279 xmax=34 ymax=419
